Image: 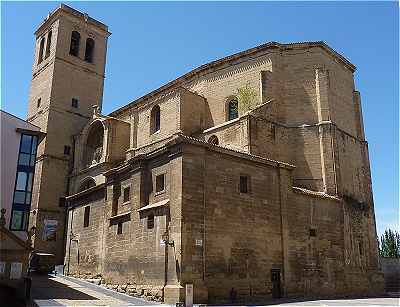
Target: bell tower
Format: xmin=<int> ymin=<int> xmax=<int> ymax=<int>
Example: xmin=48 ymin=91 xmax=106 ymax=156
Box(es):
xmin=27 ymin=4 xmax=110 ymax=262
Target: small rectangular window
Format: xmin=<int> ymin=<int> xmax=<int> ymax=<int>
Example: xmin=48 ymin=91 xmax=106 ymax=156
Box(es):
xmin=309 ymin=228 xmax=316 ymax=237
xmin=71 ymin=98 xmax=79 ymax=108
xmin=83 ymin=206 xmax=90 ymax=227
xmin=37 ymin=98 xmax=41 ymax=108
xmin=155 ymin=174 xmax=165 ymax=193
xmin=123 ymin=186 xmax=130 ymax=203
xmin=147 ymin=215 xmax=154 ymax=229
xmin=64 ymin=145 xmax=71 ymax=155
xmin=359 ymin=241 xmax=363 ymax=255
xmin=240 ymin=176 xmax=248 ymax=193
xmin=117 ymin=222 xmax=123 ymax=234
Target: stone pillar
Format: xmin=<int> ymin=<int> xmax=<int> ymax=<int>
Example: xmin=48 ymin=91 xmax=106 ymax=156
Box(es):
xmin=318 ymin=124 xmax=337 ymax=195
xmin=315 ymin=68 xmax=331 ymax=122
xmin=315 ymin=68 xmax=338 ymax=195
xmin=353 ymin=91 xmax=365 ymax=140
xmin=278 ymin=167 xmax=291 ymax=296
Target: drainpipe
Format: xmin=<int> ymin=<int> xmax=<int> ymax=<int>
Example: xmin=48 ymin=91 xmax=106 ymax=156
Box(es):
xmin=163 ymin=212 xmax=170 ymax=299
xmin=67 ymin=208 xmax=74 ymax=275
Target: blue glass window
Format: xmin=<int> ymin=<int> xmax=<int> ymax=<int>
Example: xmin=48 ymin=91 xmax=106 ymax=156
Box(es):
xmin=9 ymin=134 xmax=38 ymax=231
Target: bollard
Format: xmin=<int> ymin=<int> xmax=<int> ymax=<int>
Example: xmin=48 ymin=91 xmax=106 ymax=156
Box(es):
xmin=185 ymin=284 xmax=193 ymax=307
xmin=24 ymin=277 xmax=32 ymax=300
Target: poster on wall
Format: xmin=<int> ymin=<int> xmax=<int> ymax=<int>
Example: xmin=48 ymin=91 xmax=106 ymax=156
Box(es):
xmin=43 ymin=219 xmax=58 ymax=241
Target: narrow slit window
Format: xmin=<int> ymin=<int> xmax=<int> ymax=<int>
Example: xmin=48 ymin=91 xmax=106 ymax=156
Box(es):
xmin=117 ymin=222 xmax=123 ymax=234
xmin=45 ymin=30 xmax=52 ymax=59
xmin=71 ymin=98 xmax=79 ymax=108
xmin=64 ymin=145 xmax=71 ymax=155
xmin=147 ymin=214 xmax=154 ymax=229
xmin=150 ymin=105 xmax=161 ymax=134
xmin=69 ymin=31 xmax=80 ymax=57
xmin=123 ymin=186 xmax=130 ymax=203
xmin=37 ymin=98 xmax=41 ymax=108
xmin=84 ymin=38 xmax=95 ymax=63
xmin=240 ymin=176 xmax=248 ymax=193
xmin=38 ymin=36 xmax=45 ymax=64
xmin=155 ymin=174 xmax=165 ymax=193
xmin=83 ymin=206 xmax=90 ymax=228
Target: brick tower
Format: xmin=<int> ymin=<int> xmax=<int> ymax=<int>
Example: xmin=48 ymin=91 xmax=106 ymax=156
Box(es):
xmin=27 ymin=4 xmax=110 ymax=263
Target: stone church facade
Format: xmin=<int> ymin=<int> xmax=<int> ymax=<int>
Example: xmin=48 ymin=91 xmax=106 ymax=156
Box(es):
xmin=27 ymin=4 xmax=383 ymax=304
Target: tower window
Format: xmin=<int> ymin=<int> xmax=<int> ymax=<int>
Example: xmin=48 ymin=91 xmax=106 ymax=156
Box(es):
xmin=239 ymin=175 xmax=249 ymax=193
xmin=309 ymin=228 xmax=317 ymax=237
xmin=84 ymin=38 xmax=95 ymax=63
xmin=228 ymin=99 xmax=239 ymax=121
xmin=155 ymin=174 xmax=165 ymax=193
xmin=37 ymin=98 xmax=41 ymax=108
xmin=38 ymin=36 xmax=45 ymax=64
xmin=123 ymin=186 xmax=130 ymax=203
xmin=83 ymin=206 xmax=90 ymax=228
xmin=45 ymin=30 xmax=52 ymax=59
xmin=117 ymin=222 xmax=123 ymax=234
xmin=150 ymin=105 xmax=160 ymax=134
xmin=64 ymin=145 xmax=71 ymax=155
xmin=147 ymin=214 xmax=154 ymax=229
xmin=69 ymin=31 xmax=81 ymax=57
xmin=71 ymin=98 xmax=79 ymax=108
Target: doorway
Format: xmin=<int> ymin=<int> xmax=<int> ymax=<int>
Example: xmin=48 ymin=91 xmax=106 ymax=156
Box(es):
xmin=271 ymin=268 xmax=282 ymax=298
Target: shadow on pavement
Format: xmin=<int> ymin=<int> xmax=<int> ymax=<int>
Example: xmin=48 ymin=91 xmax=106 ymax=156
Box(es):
xmin=30 ymin=273 xmax=97 ymax=301
xmin=0 ymin=284 xmax=26 ymax=307
xmin=208 ymin=293 xmax=398 ymax=306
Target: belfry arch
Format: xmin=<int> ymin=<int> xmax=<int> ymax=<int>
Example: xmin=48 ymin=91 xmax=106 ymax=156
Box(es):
xmin=83 ymin=120 xmax=105 ymax=168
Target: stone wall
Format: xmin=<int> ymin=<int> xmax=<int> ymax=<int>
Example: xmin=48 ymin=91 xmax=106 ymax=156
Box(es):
xmin=180 ymin=144 xmax=285 ymax=302
xmin=380 ymin=257 xmax=400 ymax=293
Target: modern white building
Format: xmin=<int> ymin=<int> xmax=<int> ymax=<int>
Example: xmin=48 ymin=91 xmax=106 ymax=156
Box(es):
xmin=0 ymin=110 xmax=44 ymax=239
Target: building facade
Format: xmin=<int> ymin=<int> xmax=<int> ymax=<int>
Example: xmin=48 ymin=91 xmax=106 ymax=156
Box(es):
xmin=0 ymin=110 xmax=43 ymax=297
xmin=26 ymin=4 xmax=110 ymax=264
xmin=27 ymin=4 xmax=383 ymax=304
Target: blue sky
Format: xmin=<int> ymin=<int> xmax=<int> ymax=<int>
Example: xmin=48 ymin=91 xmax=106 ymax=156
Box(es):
xmin=1 ymin=2 xmax=398 ymax=236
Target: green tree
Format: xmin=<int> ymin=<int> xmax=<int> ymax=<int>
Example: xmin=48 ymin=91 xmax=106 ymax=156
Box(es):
xmin=379 ymin=229 xmax=400 ymax=258
xmin=236 ymin=83 xmax=258 ymax=114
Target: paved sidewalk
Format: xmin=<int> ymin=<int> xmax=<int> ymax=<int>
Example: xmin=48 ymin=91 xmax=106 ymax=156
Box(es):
xmin=31 ymin=274 xmax=157 ymax=306
xmin=29 ymin=273 xmax=399 ymax=307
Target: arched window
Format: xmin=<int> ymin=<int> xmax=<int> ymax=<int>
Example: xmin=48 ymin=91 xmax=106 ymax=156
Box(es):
xmin=84 ymin=121 xmax=104 ymax=167
xmin=227 ymin=99 xmax=239 ymax=121
xmin=38 ymin=36 xmax=45 ymax=64
xmin=45 ymin=30 xmax=52 ymax=59
xmin=84 ymin=38 xmax=95 ymax=63
xmin=69 ymin=31 xmax=80 ymax=57
xmin=208 ymin=135 xmax=219 ymax=146
xmin=78 ymin=178 xmax=96 ymax=192
xmin=150 ymin=105 xmax=161 ymax=134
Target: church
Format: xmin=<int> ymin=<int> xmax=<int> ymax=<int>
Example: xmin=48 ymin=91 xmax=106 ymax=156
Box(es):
xmin=26 ymin=4 xmax=383 ymax=304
